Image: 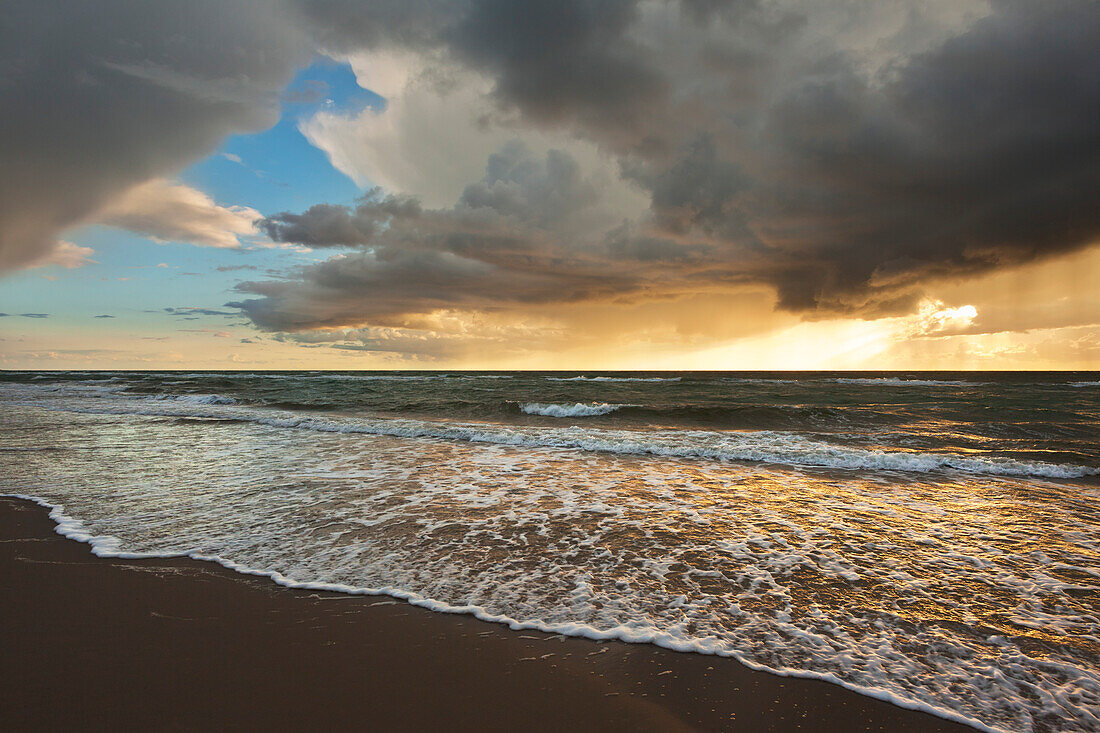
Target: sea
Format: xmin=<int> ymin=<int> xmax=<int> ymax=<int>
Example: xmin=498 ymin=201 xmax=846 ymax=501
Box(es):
xmin=1 ymin=370 xmax=1097 ymax=731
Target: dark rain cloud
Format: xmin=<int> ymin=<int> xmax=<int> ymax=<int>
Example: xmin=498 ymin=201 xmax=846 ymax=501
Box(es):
xmin=239 ymin=144 xmax=636 ymax=330
xmin=446 ymin=0 xmax=667 ymax=142
xmin=259 ymin=195 xmax=422 ymax=248
xmin=0 ymin=0 xmax=309 ymax=272
xmin=4 ymin=0 xmax=1099 ymax=340
xmin=240 ymin=0 xmax=1100 ymax=331
xmin=742 ymin=0 xmax=1100 ymax=312
xmin=260 ymin=141 xmax=595 ymax=249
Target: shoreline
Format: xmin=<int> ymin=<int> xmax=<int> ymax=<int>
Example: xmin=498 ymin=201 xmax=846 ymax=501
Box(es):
xmin=1 ymin=496 xmax=976 ymax=732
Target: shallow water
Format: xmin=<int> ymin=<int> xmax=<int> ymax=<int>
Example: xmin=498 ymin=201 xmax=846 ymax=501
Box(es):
xmin=1 ymin=371 xmax=1098 ymax=732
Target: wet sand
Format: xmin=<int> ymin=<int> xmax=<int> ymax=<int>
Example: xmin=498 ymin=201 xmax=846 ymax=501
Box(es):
xmin=0 ymin=497 xmax=974 ymax=732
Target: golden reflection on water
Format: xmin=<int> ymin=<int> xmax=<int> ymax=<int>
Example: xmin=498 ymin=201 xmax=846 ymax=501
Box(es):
xmin=4 ymin=404 xmax=1099 ymax=732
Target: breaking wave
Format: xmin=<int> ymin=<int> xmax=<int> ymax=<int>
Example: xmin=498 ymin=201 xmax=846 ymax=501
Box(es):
xmin=834 ymin=378 xmax=985 ymax=387
xmin=546 ymin=376 xmax=682 ymax=382
xmin=15 ymin=395 xmax=1095 ymax=479
xmin=157 ymin=393 xmax=238 ymax=405
xmin=518 ymin=402 xmax=628 ymax=417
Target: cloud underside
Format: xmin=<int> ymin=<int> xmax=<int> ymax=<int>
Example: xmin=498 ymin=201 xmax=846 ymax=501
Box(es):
xmin=0 ymin=0 xmax=307 ymax=271
xmin=241 ymin=0 xmax=1100 ymax=333
xmin=23 ymin=241 xmax=97 ymax=270
xmin=3 ymin=0 xmax=1099 ymax=354
xmin=97 ymin=179 xmax=261 ymax=249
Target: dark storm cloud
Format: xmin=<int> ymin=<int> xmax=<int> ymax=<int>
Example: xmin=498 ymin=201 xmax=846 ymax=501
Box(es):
xmin=0 ymin=0 xmax=310 ymax=272
xmin=297 ymin=0 xmax=666 ymax=139
xmin=741 ymin=0 xmax=1100 ymax=312
xmin=557 ymin=0 xmax=1100 ymax=315
xmin=259 ymin=141 xmax=596 ymax=250
xmin=93 ymin=314 xmax=115 ymax=319
xmin=621 ymin=135 xmax=756 ymax=242
xmin=233 ymin=0 xmax=1100 ymax=334
xmin=446 ymin=0 xmax=667 ymax=141
xmin=5 ymin=0 xmax=1099 ymax=340
xmin=240 ymin=144 xmax=635 ymax=330
xmin=458 ymin=142 xmax=599 ymax=225
xmin=234 ymin=246 xmax=630 ymax=331
xmin=260 ymin=195 xmax=422 ymax=247
xmin=291 ymin=0 xmax=461 ymax=52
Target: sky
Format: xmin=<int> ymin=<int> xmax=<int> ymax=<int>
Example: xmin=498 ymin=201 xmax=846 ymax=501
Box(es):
xmin=1 ymin=0 xmax=1098 ymax=370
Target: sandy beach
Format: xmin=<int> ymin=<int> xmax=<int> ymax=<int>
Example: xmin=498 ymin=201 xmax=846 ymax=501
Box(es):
xmin=0 ymin=496 xmax=975 ymax=732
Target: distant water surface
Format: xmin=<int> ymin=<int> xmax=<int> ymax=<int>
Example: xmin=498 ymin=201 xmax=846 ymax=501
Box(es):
xmin=2 ymin=371 xmax=1098 ymax=732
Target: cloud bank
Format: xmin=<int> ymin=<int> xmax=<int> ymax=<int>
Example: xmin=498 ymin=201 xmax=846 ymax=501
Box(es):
xmin=241 ymin=0 xmax=1100 ymax=336
xmin=4 ymin=0 xmax=1098 ymax=359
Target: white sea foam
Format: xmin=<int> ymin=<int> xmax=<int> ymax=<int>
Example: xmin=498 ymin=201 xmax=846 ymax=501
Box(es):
xmin=721 ymin=377 xmax=985 ymax=387
xmin=834 ymin=378 xmax=984 ymax=387
xmin=546 ymin=376 xmax=681 ymax=382
xmin=22 ymin=384 xmax=236 ymax=405
xmin=722 ymin=378 xmax=802 ymax=384
xmin=519 ymin=402 xmax=628 ymax=417
xmin=158 ymin=393 xmax=238 ymax=405
xmin=1069 ymin=381 xmax=1100 ymax=387
xmin=34 ymin=382 xmax=129 ymax=395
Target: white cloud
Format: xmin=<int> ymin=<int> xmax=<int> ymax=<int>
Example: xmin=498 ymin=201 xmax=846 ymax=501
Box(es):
xmin=300 ymin=52 xmax=649 ymax=219
xmin=96 ymin=179 xmax=261 ymax=249
xmin=345 ymin=47 xmax=426 ymax=99
xmin=24 ymin=240 xmax=97 ymax=270
xmin=301 ymin=61 xmax=501 ymax=207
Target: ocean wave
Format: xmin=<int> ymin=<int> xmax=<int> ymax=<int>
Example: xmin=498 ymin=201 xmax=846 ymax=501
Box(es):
xmin=33 ymin=382 xmax=129 ymax=395
xmin=1069 ymin=381 xmax=1100 ymax=387
xmin=834 ymin=378 xmax=985 ymax=387
xmin=546 ymin=376 xmax=681 ymax=382
xmin=722 ymin=378 xmax=802 ymax=385
xmin=1 ymin=383 xmax=241 ymax=406
xmin=519 ymin=402 xmax=628 ymax=417
xmin=16 ymin=395 xmax=1095 ymax=479
xmin=720 ymin=377 xmax=988 ymax=387
xmin=157 ymin=393 xmax=238 ymax=405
